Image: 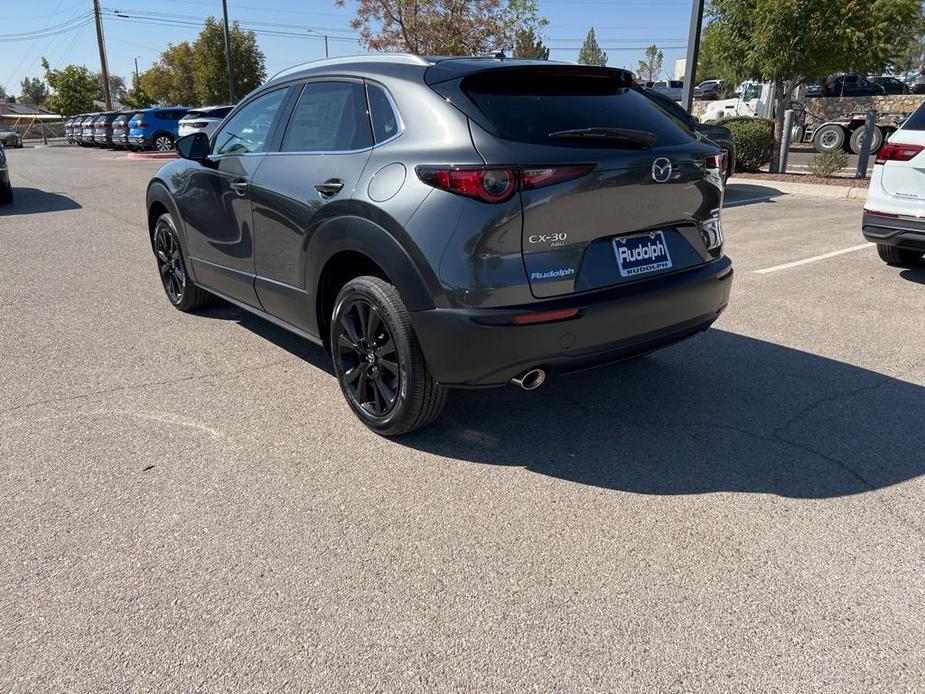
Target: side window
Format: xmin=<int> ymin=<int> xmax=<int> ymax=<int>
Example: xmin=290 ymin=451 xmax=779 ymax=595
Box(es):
xmin=281 ymin=81 xmax=373 ymax=152
xmin=367 ymin=83 xmax=400 ymax=143
xmin=213 ymin=88 xmax=287 ymax=156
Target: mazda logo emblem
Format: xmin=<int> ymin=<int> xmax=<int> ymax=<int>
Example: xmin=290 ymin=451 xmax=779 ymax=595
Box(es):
xmin=651 ymin=158 xmax=673 ymax=183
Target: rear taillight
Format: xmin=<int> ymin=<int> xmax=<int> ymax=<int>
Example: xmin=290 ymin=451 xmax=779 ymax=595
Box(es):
xmin=136 ymin=122 xmax=148 ymax=129
xmin=706 ymin=151 xmax=728 ymax=173
xmin=875 ymin=142 xmax=924 ymax=165
xmin=416 ymin=165 xmax=593 ymax=203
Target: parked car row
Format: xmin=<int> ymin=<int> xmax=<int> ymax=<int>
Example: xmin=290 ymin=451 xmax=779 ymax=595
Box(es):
xmin=64 ymin=106 xmax=233 ymax=151
xmin=805 ymin=74 xmax=914 ymax=97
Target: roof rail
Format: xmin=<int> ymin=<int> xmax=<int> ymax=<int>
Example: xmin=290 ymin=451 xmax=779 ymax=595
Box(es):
xmin=270 ymin=53 xmax=431 ymax=81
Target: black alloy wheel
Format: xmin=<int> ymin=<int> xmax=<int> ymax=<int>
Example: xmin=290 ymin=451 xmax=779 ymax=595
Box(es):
xmin=154 ymin=219 xmax=186 ymax=305
xmin=152 ymin=213 xmax=211 ymax=311
xmin=330 ymin=276 xmax=447 ymax=435
xmin=335 ymin=298 xmax=401 ymax=418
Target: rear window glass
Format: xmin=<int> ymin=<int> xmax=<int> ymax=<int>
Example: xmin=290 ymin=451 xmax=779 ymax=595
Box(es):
xmin=901 ymin=100 xmax=925 ymax=131
xmin=367 ymin=84 xmax=400 ymax=143
xmin=462 ymin=71 xmax=693 ymax=147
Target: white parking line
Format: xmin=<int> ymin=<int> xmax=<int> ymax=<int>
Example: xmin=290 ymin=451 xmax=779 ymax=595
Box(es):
xmin=753 ymin=243 xmax=874 ymax=274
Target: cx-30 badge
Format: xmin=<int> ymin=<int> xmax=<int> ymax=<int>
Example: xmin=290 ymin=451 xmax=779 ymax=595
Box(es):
xmin=651 ymin=158 xmax=673 ymax=183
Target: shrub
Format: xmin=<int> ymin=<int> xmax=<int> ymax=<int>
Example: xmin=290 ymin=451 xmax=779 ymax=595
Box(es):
xmin=807 ymin=150 xmax=849 ymax=178
xmin=722 ymin=118 xmax=775 ymax=172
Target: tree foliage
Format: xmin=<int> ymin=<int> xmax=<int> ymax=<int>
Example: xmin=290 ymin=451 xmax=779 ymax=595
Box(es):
xmin=514 ymin=27 xmax=549 ymax=59
xmin=90 ymin=72 xmax=126 ymax=104
xmin=637 ymin=44 xmax=664 ymax=81
xmin=138 ymin=18 xmax=265 ymax=106
xmin=192 ymin=17 xmax=265 ymax=104
xmin=140 ymin=42 xmax=198 ymax=106
xmin=577 ymin=27 xmax=607 ymax=66
xmin=710 ymin=0 xmax=922 ymax=170
xmin=337 ymin=0 xmax=543 ymax=55
xmin=19 ymin=77 xmax=48 ymax=106
xmin=121 ymin=73 xmax=154 ymax=110
xmin=41 ymin=59 xmax=97 ymax=115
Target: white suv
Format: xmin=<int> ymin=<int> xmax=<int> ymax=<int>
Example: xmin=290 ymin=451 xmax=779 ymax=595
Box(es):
xmin=863 ymin=104 xmax=925 ymax=266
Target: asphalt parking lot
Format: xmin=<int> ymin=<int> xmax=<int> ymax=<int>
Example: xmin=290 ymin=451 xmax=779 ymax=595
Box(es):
xmin=2 ymin=145 xmax=924 ymax=692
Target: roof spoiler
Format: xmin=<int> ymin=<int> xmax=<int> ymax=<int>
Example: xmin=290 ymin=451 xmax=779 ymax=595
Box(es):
xmin=424 ymin=62 xmax=636 ymax=88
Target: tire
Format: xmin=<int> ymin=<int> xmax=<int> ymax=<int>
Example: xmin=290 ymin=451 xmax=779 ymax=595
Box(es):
xmin=0 ymin=179 xmax=12 ymax=205
xmin=876 ymin=243 xmax=922 ymax=267
xmin=152 ymin=212 xmax=212 ymax=311
xmin=153 ymin=134 xmax=174 ymax=152
xmin=330 ymin=276 xmax=447 ymax=436
xmin=813 ymin=124 xmax=846 ymax=153
xmin=849 ymin=125 xmax=883 ymax=155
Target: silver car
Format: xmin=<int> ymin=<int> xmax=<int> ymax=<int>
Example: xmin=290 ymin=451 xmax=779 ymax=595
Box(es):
xmin=0 ymin=126 xmax=23 ymax=149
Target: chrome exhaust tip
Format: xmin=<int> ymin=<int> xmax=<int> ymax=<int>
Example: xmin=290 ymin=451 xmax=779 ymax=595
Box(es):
xmin=511 ymin=368 xmax=546 ymax=391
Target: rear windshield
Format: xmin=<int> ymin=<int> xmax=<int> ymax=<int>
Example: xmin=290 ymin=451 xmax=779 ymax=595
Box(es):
xmin=901 ymin=100 xmax=925 ymax=131
xmin=462 ymin=70 xmax=693 ymax=147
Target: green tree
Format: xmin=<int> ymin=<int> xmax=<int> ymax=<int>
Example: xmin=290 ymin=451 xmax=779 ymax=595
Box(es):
xmin=19 ymin=77 xmax=48 ymax=106
xmin=140 ymin=42 xmax=198 ymax=106
xmin=41 ymin=59 xmax=97 ymax=116
xmin=192 ymin=17 xmax=265 ymax=104
xmin=696 ymin=22 xmax=733 ymax=83
xmin=710 ymin=0 xmax=922 ymax=171
xmin=637 ymin=44 xmax=663 ymax=81
xmin=578 ymin=27 xmax=607 ymax=66
xmin=91 ymin=73 xmax=126 ymax=104
xmin=0 ymin=85 xmax=8 ymax=100
xmin=514 ymin=27 xmax=549 ymax=59
xmin=337 ymin=0 xmax=544 ymax=55
xmin=121 ymin=73 xmax=154 ymax=109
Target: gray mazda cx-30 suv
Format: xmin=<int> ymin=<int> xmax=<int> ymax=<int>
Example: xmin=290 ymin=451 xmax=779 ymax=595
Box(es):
xmin=145 ymin=55 xmax=733 ymax=435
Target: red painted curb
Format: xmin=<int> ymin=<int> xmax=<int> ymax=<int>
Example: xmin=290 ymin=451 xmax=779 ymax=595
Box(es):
xmin=126 ymin=151 xmax=177 ymax=160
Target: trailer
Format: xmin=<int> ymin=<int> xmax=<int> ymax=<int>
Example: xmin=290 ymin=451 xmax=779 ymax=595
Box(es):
xmin=804 ymin=110 xmax=909 ymax=155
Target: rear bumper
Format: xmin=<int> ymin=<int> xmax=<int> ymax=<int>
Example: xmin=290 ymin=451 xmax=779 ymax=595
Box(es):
xmin=128 ymin=136 xmax=148 ymax=147
xmin=862 ymin=211 xmax=925 ymax=252
xmin=411 ymin=257 xmax=733 ymax=387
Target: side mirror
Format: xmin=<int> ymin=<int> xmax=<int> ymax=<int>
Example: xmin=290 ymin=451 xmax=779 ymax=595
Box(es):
xmin=176 ymin=132 xmax=210 ymax=161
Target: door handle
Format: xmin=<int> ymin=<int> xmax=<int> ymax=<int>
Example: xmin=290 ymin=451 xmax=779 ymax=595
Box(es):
xmin=314 ymin=179 xmax=344 ymax=197
xmin=229 ymin=178 xmax=249 ymax=196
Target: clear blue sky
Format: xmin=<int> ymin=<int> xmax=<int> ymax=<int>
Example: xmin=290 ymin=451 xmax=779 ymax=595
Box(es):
xmin=1 ymin=0 xmax=695 ymax=97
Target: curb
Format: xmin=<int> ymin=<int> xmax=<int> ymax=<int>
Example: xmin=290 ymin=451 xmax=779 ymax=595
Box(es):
xmin=732 ymin=177 xmax=867 ymax=200
xmin=126 ymin=151 xmax=177 ymax=161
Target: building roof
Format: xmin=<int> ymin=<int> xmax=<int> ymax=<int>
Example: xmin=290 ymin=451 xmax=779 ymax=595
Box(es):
xmin=0 ymin=101 xmax=61 ymax=120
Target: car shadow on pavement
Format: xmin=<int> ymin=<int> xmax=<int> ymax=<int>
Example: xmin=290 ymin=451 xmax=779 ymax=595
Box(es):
xmin=899 ymin=267 xmax=925 ymax=284
xmin=0 ymin=187 xmax=82 ymax=216
xmin=724 ymin=182 xmax=784 ymax=207
xmin=198 ymin=299 xmax=335 ymax=374
xmin=401 ymin=329 xmax=925 ymax=499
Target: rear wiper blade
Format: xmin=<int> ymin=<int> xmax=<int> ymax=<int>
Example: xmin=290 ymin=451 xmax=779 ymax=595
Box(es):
xmin=547 ymin=127 xmax=656 ymax=149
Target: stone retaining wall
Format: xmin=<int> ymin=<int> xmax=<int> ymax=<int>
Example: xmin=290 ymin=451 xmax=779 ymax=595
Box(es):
xmin=692 ymin=94 xmax=925 ymax=122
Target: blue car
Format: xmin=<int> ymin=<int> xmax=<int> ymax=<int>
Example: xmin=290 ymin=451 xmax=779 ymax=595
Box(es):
xmin=127 ymin=107 xmax=190 ymax=151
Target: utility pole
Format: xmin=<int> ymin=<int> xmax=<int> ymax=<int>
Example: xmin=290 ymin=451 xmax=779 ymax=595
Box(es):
xmin=93 ymin=0 xmax=113 ymax=110
xmin=324 ymin=34 xmax=329 ymax=59
xmin=680 ymin=0 xmax=706 ymax=113
xmin=134 ymin=56 xmax=141 ymax=82
xmin=221 ymin=0 xmax=236 ymax=104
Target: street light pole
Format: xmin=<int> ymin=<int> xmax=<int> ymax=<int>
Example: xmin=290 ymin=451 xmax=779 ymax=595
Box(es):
xmin=680 ymin=0 xmax=706 ymax=113
xmin=221 ymin=0 xmax=236 ymax=104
